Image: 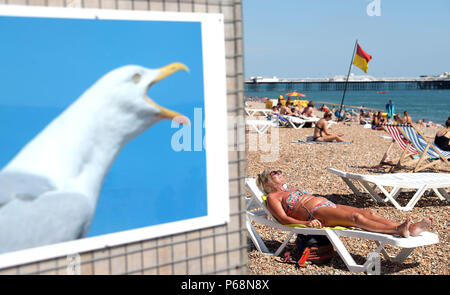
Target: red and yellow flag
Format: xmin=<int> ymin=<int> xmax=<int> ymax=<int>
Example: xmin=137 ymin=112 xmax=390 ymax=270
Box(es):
xmin=352 ymin=43 xmax=372 ymax=73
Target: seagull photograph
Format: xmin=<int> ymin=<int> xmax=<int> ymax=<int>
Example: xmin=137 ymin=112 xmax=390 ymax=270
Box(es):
xmin=0 ymin=12 xmax=209 ymax=255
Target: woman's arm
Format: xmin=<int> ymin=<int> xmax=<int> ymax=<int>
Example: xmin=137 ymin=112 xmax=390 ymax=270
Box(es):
xmin=320 ymin=122 xmax=343 ymax=139
xmin=322 ymin=122 xmax=335 ymax=136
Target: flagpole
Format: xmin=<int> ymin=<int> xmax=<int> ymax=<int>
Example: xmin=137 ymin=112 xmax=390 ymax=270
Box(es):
xmin=338 ymin=39 xmax=358 ymax=121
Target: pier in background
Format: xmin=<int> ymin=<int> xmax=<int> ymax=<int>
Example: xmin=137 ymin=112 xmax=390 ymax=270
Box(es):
xmin=245 ymin=78 xmax=450 ymax=92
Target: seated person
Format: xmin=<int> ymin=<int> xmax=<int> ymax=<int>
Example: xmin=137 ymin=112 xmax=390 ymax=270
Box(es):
xmin=287 ymin=102 xmax=298 ymax=116
xmin=393 ymin=114 xmax=404 ymax=124
xmin=290 ymin=103 xmax=302 ymax=116
xmin=359 ymin=108 xmax=365 ymax=116
xmin=268 ymin=106 xmax=279 ymax=121
xmin=271 ymin=105 xmax=280 ymax=115
xmin=371 ymin=112 xmax=385 ymax=130
xmin=280 ymin=103 xmax=294 ymax=116
xmin=345 ymin=111 xmax=354 ymax=122
xmin=256 ymin=169 xmax=433 ymax=237
xmin=359 ymin=111 xmax=371 ymax=124
xmin=434 ymin=117 xmax=450 ymax=152
xmin=312 ymin=111 xmax=351 ymax=142
xmin=402 ymin=111 xmax=413 ymax=124
xmin=301 ymin=101 xmax=316 ymax=117
xmin=334 ymin=109 xmax=345 ymax=120
xmin=319 ymin=104 xmax=329 ymax=113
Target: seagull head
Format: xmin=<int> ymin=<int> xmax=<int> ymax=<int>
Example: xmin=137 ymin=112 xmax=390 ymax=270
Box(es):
xmin=94 ymin=63 xmax=191 ymax=128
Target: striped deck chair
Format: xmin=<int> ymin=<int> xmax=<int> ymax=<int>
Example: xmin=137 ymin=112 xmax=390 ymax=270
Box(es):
xmin=381 ymin=124 xmax=419 ymax=171
xmin=398 ymin=124 xmax=450 ymax=172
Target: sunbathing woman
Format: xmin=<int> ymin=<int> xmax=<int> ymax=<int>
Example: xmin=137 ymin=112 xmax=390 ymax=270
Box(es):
xmin=256 ymin=169 xmax=433 ymax=238
xmin=313 ymin=111 xmax=351 ymax=142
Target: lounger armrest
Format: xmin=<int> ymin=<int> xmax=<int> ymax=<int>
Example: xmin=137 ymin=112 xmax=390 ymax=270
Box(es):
xmin=328 ymin=168 xmax=347 ymax=177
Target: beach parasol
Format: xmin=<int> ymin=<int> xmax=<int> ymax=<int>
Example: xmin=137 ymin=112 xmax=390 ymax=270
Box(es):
xmin=286 ymin=91 xmax=306 ymax=97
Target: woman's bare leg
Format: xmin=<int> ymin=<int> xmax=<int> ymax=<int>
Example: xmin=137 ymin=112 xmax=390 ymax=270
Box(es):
xmin=336 ymin=205 xmax=433 ymax=237
xmin=314 ymin=207 xmax=411 ymax=237
xmin=316 ymin=135 xmax=345 ymax=142
xmin=336 ymin=205 xmax=399 ymax=227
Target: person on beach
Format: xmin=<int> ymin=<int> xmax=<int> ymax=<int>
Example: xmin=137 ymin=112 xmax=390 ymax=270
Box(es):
xmin=393 ymin=114 xmax=403 ymax=124
xmin=271 ymin=105 xmax=280 ymax=114
xmin=269 ymin=106 xmax=280 ymax=121
xmin=334 ymin=109 xmax=345 ymax=121
xmin=291 ymin=103 xmax=302 ymax=116
xmin=302 ymin=101 xmax=315 ymax=117
xmin=320 ymin=104 xmax=329 ymax=113
xmin=280 ymin=103 xmax=294 ymax=116
xmin=434 ymin=117 xmax=450 ymax=152
xmin=371 ymin=112 xmax=384 ymax=130
xmin=256 ymin=169 xmax=433 ymax=238
xmin=403 ymin=111 xmax=413 ymax=124
xmin=385 ymin=99 xmax=395 ymax=122
xmin=288 ymin=102 xmax=300 ymax=116
xmin=312 ymin=111 xmax=351 ymax=142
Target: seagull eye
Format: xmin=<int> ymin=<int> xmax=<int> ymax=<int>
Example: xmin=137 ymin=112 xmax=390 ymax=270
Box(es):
xmin=132 ymin=73 xmax=141 ymax=84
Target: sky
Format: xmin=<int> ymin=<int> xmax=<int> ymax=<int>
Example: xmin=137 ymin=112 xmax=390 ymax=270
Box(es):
xmin=0 ymin=15 xmax=207 ymax=239
xmin=242 ymin=0 xmax=450 ymax=78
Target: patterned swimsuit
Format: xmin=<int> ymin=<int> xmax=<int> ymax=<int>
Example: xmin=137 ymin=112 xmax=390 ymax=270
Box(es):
xmin=284 ymin=190 xmax=336 ymax=220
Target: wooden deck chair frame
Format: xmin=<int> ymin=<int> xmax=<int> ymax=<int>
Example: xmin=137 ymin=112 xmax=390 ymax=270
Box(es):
xmin=380 ymin=124 xmax=419 ymax=171
xmin=245 ymin=178 xmax=439 ymax=273
xmin=328 ymin=168 xmax=450 ymax=211
xmin=398 ymin=124 xmax=450 ymax=172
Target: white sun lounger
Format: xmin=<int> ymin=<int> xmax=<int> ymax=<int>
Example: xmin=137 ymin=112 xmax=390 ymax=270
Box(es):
xmin=245 ymin=178 xmax=439 ymax=273
xmin=282 ymin=115 xmax=323 ymax=129
xmin=245 ymin=119 xmax=277 ymax=135
xmin=328 ymin=168 xmax=450 ymax=211
xmin=245 ymin=108 xmax=273 ymax=117
xmin=284 ymin=115 xmax=308 ymax=129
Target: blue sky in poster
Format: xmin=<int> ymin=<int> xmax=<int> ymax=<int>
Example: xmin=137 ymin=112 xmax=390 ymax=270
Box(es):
xmin=0 ymin=15 xmax=207 ymax=237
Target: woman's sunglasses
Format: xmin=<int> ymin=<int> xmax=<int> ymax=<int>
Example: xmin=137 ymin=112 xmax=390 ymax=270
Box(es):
xmin=270 ymin=170 xmax=282 ymax=176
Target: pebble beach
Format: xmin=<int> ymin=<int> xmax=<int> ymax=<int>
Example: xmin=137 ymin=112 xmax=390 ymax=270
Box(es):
xmin=245 ymin=102 xmax=449 ymax=275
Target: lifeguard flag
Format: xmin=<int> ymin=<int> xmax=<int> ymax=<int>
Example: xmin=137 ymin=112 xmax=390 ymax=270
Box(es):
xmin=352 ymin=43 xmax=372 ymax=73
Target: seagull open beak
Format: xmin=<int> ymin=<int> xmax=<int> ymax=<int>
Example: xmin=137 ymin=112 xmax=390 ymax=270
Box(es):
xmin=147 ymin=62 xmax=190 ymax=125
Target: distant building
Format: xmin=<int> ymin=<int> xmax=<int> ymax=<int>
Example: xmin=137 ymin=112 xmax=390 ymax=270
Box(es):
xmin=331 ymin=73 xmax=376 ymax=82
xmin=249 ymin=76 xmax=279 ymax=83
